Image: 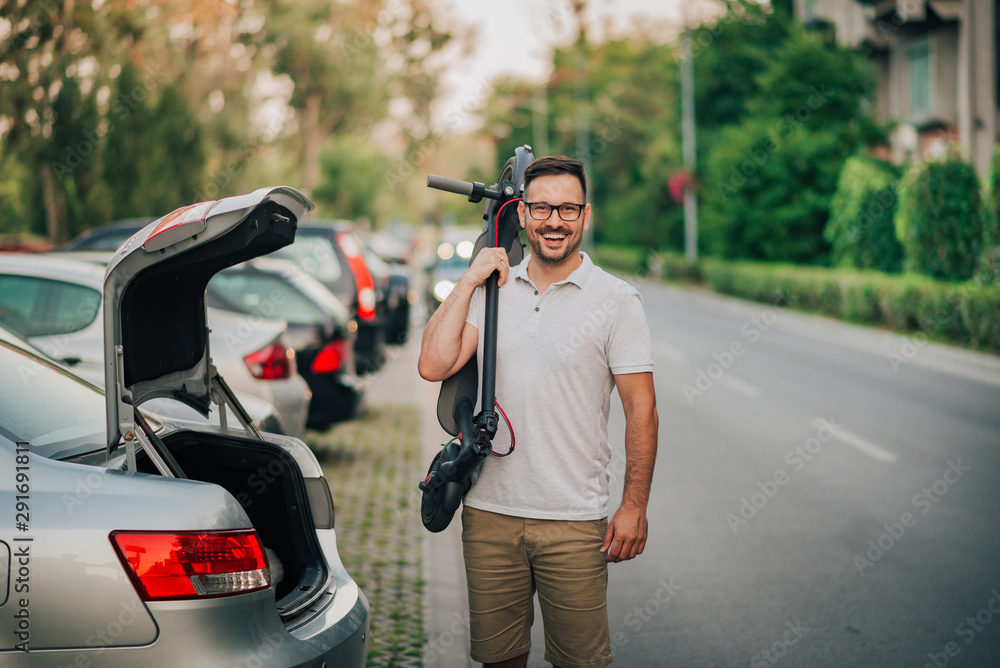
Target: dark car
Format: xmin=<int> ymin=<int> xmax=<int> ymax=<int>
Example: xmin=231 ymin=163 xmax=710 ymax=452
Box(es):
xmin=63 ymin=217 xmax=157 ymax=250
xmin=360 ymin=238 xmax=411 ymax=345
xmin=271 ymin=220 xmax=389 ymax=374
xmin=207 ymin=257 xmax=364 ymax=428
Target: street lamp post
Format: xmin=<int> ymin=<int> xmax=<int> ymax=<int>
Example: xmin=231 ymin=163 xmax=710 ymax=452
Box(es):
xmin=681 ymin=8 xmax=698 ymax=262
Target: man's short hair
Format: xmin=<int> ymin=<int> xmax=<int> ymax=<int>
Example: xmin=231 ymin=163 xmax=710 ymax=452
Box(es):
xmin=523 ymin=155 xmax=587 ymax=200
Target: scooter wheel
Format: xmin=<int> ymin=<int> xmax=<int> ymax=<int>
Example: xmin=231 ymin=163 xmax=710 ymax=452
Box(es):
xmin=421 ymin=450 xmax=459 ymax=532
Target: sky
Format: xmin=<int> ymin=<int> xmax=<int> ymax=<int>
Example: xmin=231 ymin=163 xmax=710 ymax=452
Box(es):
xmin=432 ymin=0 xmax=720 ymax=131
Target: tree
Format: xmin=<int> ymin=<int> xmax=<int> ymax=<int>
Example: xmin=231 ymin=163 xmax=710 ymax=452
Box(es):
xmin=824 ymin=155 xmax=904 ymax=273
xmin=895 ymin=157 xmax=983 ymax=281
xmin=480 ymin=35 xmax=683 ymax=250
xmin=313 ymin=136 xmax=388 ymax=222
xmin=698 ymin=19 xmax=881 ymax=263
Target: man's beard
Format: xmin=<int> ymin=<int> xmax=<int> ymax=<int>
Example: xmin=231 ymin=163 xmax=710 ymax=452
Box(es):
xmin=527 ymin=226 xmax=581 ymax=266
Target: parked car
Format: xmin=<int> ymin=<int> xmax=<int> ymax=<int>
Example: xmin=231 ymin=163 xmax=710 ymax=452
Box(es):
xmin=426 ymin=227 xmax=480 ymax=312
xmin=0 ymin=187 xmax=368 ymax=665
xmin=0 ymin=252 xmax=311 ymax=437
xmin=270 ymin=220 xmax=389 ymax=374
xmin=63 ymin=217 xmax=157 ymax=250
xmin=207 ymin=257 xmax=364 ymax=428
xmin=360 ymin=239 xmax=411 ymax=346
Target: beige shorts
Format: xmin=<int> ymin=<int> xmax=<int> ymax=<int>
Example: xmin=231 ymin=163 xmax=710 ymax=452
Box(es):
xmin=461 ymin=506 xmax=612 ymax=668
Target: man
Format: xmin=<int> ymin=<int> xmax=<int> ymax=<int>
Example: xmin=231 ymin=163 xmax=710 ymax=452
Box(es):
xmin=418 ymin=155 xmax=658 ymax=668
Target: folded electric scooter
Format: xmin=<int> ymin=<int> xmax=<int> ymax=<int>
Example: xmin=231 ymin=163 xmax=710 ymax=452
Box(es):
xmin=418 ymin=145 xmax=534 ymax=532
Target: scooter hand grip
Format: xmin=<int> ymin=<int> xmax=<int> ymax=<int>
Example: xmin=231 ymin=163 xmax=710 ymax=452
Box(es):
xmin=427 ymin=174 xmax=474 ymax=197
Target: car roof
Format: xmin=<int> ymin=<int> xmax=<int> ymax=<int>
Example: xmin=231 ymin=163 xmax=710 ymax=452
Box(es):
xmin=0 ymin=252 xmax=106 ymax=287
xmin=64 ymin=218 xmax=155 ymax=250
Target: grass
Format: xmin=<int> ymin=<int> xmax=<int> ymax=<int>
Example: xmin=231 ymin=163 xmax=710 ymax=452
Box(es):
xmin=306 ymin=403 xmax=426 ymax=668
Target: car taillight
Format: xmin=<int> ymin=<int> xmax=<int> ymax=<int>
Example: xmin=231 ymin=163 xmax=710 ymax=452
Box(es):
xmin=358 ymin=287 xmax=376 ymax=319
xmin=311 ymin=340 xmax=346 ymax=373
xmin=337 ymin=231 xmax=377 ymax=322
xmin=142 ymin=200 xmax=214 ymax=252
xmin=243 ymin=342 xmax=293 ymax=380
xmin=110 ymin=530 xmax=270 ymax=601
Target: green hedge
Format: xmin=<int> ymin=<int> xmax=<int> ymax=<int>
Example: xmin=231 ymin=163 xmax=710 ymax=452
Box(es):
xmin=895 ymin=157 xmax=983 ymax=281
xmin=591 ymin=244 xmax=648 ymax=274
xmin=650 ymin=251 xmax=1000 ymax=352
xmin=824 ymin=155 xmax=904 ymax=273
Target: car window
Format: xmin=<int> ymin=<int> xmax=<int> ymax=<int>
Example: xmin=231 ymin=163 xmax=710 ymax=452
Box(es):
xmin=271 ymin=235 xmax=343 ymax=283
xmin=209 ymin=271 xmax=327 ymax=325
xmin=0 ymin=274 xmax=101 ymax=337
xmin=0 ymin=341 xmax=106 ymax=458
xmin=72 ymin=229 xmax=139 ymax=251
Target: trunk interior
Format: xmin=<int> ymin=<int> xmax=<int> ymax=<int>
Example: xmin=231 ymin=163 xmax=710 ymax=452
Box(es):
xmin=133 ymin=430 xmax=332 ymax=620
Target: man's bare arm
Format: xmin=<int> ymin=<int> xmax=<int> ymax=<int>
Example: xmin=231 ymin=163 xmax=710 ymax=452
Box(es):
xmin=601 ymin=371 xmax=658 ymax=563
xmin=417 ymin=247 xmax=509 ymax=382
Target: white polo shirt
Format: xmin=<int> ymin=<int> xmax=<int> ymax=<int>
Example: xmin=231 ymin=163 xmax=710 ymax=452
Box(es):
xmin=463 ymin=252 xmax=654 ymax=520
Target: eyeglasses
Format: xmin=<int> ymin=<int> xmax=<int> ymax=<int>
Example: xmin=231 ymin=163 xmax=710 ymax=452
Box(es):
xmin=524 ymin=201 xmax=586 ymax=222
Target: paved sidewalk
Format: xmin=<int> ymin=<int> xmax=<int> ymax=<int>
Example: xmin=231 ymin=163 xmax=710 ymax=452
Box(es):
xmin=362 ymin=336 xmax=475 ymax=668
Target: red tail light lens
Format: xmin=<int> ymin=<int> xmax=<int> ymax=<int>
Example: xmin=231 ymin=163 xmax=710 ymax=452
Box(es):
xmin=110 ymin=530 xmax=270 ymax=601
xmin=311 ymin=340 xmax=346 ymax=373
xmin=243 ymin=342 xmax=293 ymax=380
xmin=337 ymin=231 xmax=377 ymax=322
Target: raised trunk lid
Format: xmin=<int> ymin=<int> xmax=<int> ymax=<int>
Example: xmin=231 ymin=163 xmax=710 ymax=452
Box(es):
xmin=103 ymin=187 xmax=314 ymax=454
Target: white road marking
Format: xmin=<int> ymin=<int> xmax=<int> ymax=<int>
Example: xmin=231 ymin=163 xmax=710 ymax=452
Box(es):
xmin=717 ymin=374 xmax=761 ymax=398
xmin=808 ymin=417 xmax=898 ymax=463
xmin=655 ymin=342 xmax=686 ymax=363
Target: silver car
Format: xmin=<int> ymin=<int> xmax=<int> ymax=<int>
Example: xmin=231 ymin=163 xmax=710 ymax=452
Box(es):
xmin=0 ymin=253 xmax=311 ymax=437
xmin=0 ymin=187 xmax=369 ymax=666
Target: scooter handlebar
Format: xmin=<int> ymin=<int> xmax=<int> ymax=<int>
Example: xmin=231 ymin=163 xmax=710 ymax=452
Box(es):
xmin=426 ymin=174 xmax=475 ymax=197
xmin=427 ymin=174 xmax=503 ymax=202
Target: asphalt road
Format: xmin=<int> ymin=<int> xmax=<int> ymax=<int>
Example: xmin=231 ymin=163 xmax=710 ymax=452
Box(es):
xmin=607 ymin=281 xmax=1000 ymax=668
xmin=415 ymin=278 xmax=1000 ymax=668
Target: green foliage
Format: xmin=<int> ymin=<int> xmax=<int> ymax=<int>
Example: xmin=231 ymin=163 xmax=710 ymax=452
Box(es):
xmin=691 ymin=1 xmax=793 ymax=136
xmin=824 ymin=155 xmax=904 ymax=273
xmin=102 ymin=68 xmax=205 ymax=220
xmin=591 ymin=244 xmax=647 ymax=274
xmin=702 ymin=118 xmax=846 ymax=263
xmin=979 ymin=147 xmax=1000 ymax=285
xmin=667 ymin=255 xmax=1000 ymax=352
xmin=313 ymin=136 xmax=389 ymax=222
xmin=482 ymin=36 xmax=683 ymax=252
xmin=895 ymin=158 xmax=983 ymax=281
xmin=0 ymin=146 xmax=29 ymax=231
xmin=698 ymin=21 xmax=879 ymax=264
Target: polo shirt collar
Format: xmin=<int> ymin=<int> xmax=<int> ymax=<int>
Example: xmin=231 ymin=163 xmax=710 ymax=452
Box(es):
xmin=514 ymin=251 xmax=594 ymax=288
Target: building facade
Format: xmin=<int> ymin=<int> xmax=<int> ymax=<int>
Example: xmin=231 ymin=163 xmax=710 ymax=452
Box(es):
xmin=798 ymin=0 xmax=997 ymax=176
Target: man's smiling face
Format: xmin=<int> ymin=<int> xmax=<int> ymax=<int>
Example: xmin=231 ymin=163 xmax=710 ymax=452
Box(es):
xmin=518 ymin=173 xmax=591 ymax=268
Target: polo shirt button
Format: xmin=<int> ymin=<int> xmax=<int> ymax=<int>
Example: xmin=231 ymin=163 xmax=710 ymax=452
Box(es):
xmin=534 ymin=307 xmax=539 ymax=312
xmin=534 ymin=290 xmax=538 ymax=295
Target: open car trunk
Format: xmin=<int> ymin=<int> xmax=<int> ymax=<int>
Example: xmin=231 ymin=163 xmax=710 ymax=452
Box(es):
xmin=131 ymin=428 xmax=334 ymax=621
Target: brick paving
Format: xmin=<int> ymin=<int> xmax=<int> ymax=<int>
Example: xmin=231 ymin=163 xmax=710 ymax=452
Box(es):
xmin=306 ymin=401 xmax=426 ymax=668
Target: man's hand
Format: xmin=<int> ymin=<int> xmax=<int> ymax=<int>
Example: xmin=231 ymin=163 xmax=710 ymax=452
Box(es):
xmin=600 ymin=502 xmax=648 ymax=563
xmin=417 ymin=246 xmax=511 ymax=382
xmin=462 ymin=247 xmax=510 ymax=288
